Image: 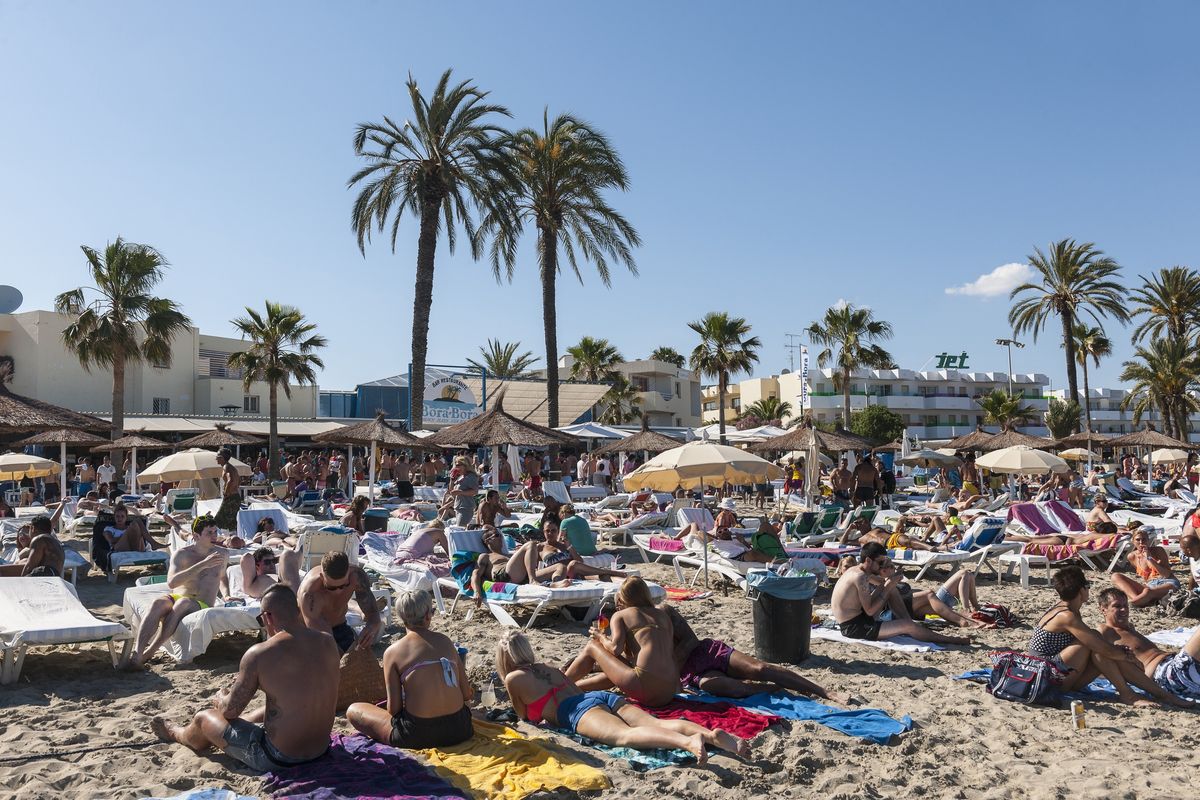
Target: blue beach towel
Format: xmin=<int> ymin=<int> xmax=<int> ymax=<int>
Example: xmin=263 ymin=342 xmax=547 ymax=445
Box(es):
xmin=688 ymin=691 xmax=912 ymax=744
xmin=548 ymin=727 xmax=693 ymax=771
xmin=956 ymin=668 xmax=1199 ymax=703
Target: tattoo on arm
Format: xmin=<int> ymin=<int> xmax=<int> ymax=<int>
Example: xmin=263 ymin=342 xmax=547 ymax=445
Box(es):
xmin=354 ymin=568 xmax=380 ymax=619
xmin=220 ymin=654 xmax=260 ymax=719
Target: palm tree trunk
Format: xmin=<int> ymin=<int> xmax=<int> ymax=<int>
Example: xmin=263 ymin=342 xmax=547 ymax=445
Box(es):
xmin=541 ymin=228 xmax=561 ymax=477
xmin=842 ymin=366 xmax=851 ymax=428
xmin=1060 ymin=311 xmax=1081 ymax=433
xmin=268 ymin=382 xmax=280 ymax=479
xmin=1081 ymin=358 xmax=1092 ymax=432
xmin=718 ymin=372 xmax=728 ymax=445
xmin=111 ymin=347 xmax=126 ymax=476
xmin=409 ymin=199 xmax=441 ymax=430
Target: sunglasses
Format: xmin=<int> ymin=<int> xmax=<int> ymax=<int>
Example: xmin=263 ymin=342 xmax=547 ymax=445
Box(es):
xmin=257 ymin=558 xmax=278 ymax=566
xmin=256 ymin=611 xmax=268 ymax=626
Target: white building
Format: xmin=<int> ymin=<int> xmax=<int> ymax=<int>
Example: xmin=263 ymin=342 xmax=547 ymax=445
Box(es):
xmin=554 ymin=356 xmax=703 ymax=428
xmin=1049 ymin=387 xmax=1198 ymax=443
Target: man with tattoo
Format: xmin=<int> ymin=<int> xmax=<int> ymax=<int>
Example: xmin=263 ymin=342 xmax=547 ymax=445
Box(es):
xmin=152 ymin=584 xmax=339 ymax=771
xmin=297 ymin=551 xmax=382 ymax=653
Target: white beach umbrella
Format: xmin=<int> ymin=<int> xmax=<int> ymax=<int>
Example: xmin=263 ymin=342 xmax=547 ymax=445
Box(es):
xmin=897 ymin=449 xmax=962 ymax=468
xmin=1058 ymin=447 xmax=1100 ymax=462
xmin=1142 ymin=448 xmax=1189 ymax=465
xmin=0 ymin=452 xmax=59 ymax=481
xmin=138 ymin=448 xmax=251 ymax=483
xmin=975 ymin=445 xmax=1068 ymax=475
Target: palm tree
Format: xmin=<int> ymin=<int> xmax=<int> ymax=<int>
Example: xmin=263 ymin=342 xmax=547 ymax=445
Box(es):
xmin=1129 ymin=265 xmax=1200 ymax=344
xmin=1119 ymin=338 xmax=1200 ymax=440
xmin=1045 ymin=398 xmax=1084 ymax=440
xmin=476 ymin=111 xmax=640 ymax=430
xmin=688 ymin=312 xmax=761 ymax=444
xmin=227 ymin=302 xmax=327 ymax=478
xmin=597 ymin=375 xmax=642 ymax=425
xmin=54 ymin=238 xmax=191 ymax=449
xmin=742 ymin=397 xmax=793 ymax=425
xmin=975 ymin=389 xmax=1039 ymax=431
xmin=805 ymin=304 xmax=895 ymax=427
xmin=649 ymin=346 xmax=686 ymax=368
xmin=1008 ymin=239 xmax=1129 ymax=432
xmin=567 ymin=336 xmax=624 ymax=382
xmin=466 ymin=339 xmax=537 ymax=378
xmin=1070 ymin=323 xmax=1112 ymax=432
xmin=349 ymin=69 xmax=510 ymax=428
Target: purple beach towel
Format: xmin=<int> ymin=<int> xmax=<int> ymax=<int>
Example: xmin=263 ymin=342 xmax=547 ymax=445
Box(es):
xmin=262 ymin=732 xmax=469 ymax=800
xmin=1043 ymin=500 xmax=1085 ymax=532
xmin=1007 ymin=503 xmax=1056 ymax=535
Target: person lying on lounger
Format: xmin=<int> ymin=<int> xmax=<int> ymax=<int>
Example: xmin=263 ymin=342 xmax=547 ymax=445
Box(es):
xmin=1098 ymin=587 xmax=1199 ymax=705
xmin=1110 ymin=528 xmax=1180 ymax=607
xmin=105 ymin=503 xmax=166 ymax=551
xmin=496 ymin=629 xmax=745 ymax=764
xmin=162 ymin=511 xmax=243 ymax=550
xmin=841 ymin=521 xmax=953 ymax=552
xmin=831 ymin=542 xmax=970 ymax=645
xmin=1005 ymin=520 xmax=1124 ymax=547
xmin=251 ymin=516 xmax=297 ymax=549
xmin=152 ymin=584 xmax=339 ymax=770
xmin=347 ymin=589 xmax=475 ymax=748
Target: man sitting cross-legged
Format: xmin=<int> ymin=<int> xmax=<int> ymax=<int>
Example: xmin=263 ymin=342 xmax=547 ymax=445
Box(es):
xmin=152 ymin=584 xmax=340 ymax=770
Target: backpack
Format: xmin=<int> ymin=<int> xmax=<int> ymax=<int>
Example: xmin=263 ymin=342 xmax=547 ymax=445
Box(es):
xmin=986 ymin=650 xmax=1064 ymax=707
xmin=1168 ymin=590 xmax=1200 ymax=620
xmin=972 ymin=603 xmax=1018 ymax=628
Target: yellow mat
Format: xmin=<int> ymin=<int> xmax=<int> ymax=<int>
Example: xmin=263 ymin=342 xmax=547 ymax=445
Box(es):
xmin=417 ymin=718 xmax=610 ymax=800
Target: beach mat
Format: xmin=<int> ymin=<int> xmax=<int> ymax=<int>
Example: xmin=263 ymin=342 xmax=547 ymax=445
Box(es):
xmin=417 ymin=718 xmax=610 ymax=800
xmin=634 ymin=697 xmax=780 ymax=739
xmin=956 ymin=665 xmax=1200 ymax=704
xmin=547 ymin=727 xmax=693 ymax=771
xmin=148 ymin=791 xmax=257 ymax=800
xmin=688 ymin=691 xmax=913 ymax=745
xmin=811 ymin=626 xmax=944 ymax=652
xmin=261 ymin=732 xmax=467 ymax=800
xmin=1148 ymin=626 xmax=1197 ymax=648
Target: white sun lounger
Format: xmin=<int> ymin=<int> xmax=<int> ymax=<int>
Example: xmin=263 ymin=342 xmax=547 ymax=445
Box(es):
xmin=889 ymin=549 xmax=973 ymax=581
xmin=1 ymin=577 xmax=133 ymax=684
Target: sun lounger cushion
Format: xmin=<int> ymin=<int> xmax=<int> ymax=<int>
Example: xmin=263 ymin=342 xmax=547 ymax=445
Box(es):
xmin=122 ymin=584 xmax=261 ymax=663
xmin=0 ymin=577 xmax=127 ymax=647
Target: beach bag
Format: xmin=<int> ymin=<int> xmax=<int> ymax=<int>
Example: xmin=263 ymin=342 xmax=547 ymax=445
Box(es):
xmin=336 ymin=646 xmax=386 ymax=712
xmin=986 ymin=650 xmax=1063 ymax=706
xmin=1168 ymin=590 xmax=1200 ymax=619
xmin=971 ymin=603 xmax=1018 ymax=628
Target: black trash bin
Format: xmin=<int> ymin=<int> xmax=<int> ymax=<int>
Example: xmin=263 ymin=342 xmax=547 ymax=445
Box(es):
xmin=748 ymin=570 xmax=816 ymax=665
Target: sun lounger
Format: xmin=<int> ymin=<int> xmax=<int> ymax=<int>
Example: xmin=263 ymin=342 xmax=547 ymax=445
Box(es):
xmin=598 ymin=511 xmax=669 ymax=546
xmin=1 ymin=576 xmax=132 ymax=683
xmin=299 ymin=528 xmax=361 ymax=571
xmin=236 ymin=507 xmax=290 ymax=542
xmin=888 ymin=548 xmax=974 ymax=581
xmin=106 ymin=543 xmax=169 ymax=583
xmin=360 ymin=530 xmax=448 ymax=614
xmin=797 ymin=506 xmax=845 ymax=546
xmin=568 ymin=484 xmax=607 ymax=501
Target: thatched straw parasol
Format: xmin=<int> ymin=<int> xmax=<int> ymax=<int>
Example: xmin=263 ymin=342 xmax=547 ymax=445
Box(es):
xmin=944 ymin=425 xmax=995 ymax=452
xmin=750 ymin=423 xmax=874 ymax=455
xmin=1052 ymin=430 xmax=1113 ymax=450
xmin=313 ymin=412 xmax=438 ymax=501
xmin=178 ymin=423 xmax=264 ymax=449
xmin=1106 ymin=423 xmax=1193 ymax=450
xmin=92 ymin=431 xmax=172 ymax=494
xmin=593 ymin=417 xmax=681 ymax=458
xmin=12 ymin=427 xmax=111 ymax=492
xmin=871 ymin=439 xmax=903 ymax=454
xmin=979 ymin=428 xmax=1054 ymax=451
xmin=424 ymin=394 xmax=577 ymax=449
xmin=0 ymin=357 xmax=106 ymax=433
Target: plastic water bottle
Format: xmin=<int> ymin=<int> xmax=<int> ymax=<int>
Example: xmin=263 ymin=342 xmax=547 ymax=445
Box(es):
xmin=1070 ymin=700 xmax=1086 ymax=730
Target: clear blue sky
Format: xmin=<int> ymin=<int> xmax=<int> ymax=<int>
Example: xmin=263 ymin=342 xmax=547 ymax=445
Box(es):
xmin=3 ymin=1 xmax=1197 ymax=392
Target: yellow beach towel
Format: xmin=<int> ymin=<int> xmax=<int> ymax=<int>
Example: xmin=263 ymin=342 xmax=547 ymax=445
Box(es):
xmin=417 ymin=718 xmax=610 ymax=800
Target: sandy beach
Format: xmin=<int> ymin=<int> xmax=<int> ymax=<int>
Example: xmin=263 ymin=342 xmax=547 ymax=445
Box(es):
xmin=2 ymin=526 xmax=1196 ymax=800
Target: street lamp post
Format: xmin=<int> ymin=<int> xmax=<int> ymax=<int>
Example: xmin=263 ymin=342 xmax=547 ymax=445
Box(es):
xmin=995 ymin=338 xmax=1025 ymax=396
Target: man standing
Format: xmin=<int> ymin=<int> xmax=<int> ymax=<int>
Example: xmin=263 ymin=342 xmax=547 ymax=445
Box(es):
xmin=152 ymin=584 xmax=339 ymax=771
xmin=1097 ymin=588 xmax=1197 ymax=707
xmin=830 ymin=458 xmax=853 ymax=507
xmin=214 ymin=448 xmax=242 ymax=532
xmin=851 ymin=454 xmax=880 ymax=508
xmin=394 ymin=452 xmax=415 ymax=502
xmin=297 ymin=551 xmax=382 ymax=654
xmin=96 ymin=455 xmax=117 ymax=491
xmin=76 ymin=458 xmax=95 ymax=496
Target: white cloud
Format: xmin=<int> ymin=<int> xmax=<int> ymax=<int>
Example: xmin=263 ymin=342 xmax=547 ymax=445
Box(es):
xmin=945 ymin=263 xmax=1034 ymax=298
xmin=833 ymin=298 xmax=870 ymax=311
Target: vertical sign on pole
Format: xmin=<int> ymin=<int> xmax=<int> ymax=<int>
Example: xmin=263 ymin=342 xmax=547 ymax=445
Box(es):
xmin=800 ymin=346 xmax=810 ymax=415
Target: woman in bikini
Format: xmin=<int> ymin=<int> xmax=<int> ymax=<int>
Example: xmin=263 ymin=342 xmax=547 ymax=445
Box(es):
xmin=502 ymin=516 xmax=627 ymax=585
xmin=1110 ymin=528 xmax=1181 ymax=607
xmin=570 ymin=577 xmax=680 ymax=707
xmin=347 ymin=590 xmax=474 ymax=748
xmin=496 ymin=630 xmax=746 ymax=764
xmin=341 ymin=495 xmax=369 ymax=535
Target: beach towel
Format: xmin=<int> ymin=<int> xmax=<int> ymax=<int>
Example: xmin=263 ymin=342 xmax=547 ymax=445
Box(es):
xmin=147 ymin=791 xmax=258 ymax=800
xmin=261 ymin=732 xmax=467 ymax=800
xmin=417 ymin=718 xmax=609 ymax=800
xmin=1020 ymin=534 xmax=1120 ymax=562
xmin=634 ymin=697 xmax=780 ymax=738
xmin=955 ymin=668 xmax=1200 ymax=703
xmin=810 ymin=626 xmax=944 ymax=652
xmin=547 ymin=727 xmax=693 ymax=771
xmin=648 ymin=535 xmax=685 ymax=552
xmin=1007 ymin=503 xmax=1057 ymax=535
xmin=1044 ymin=500 xmax=1085 ymax=532
xmin=1147 ymin=626 xmax=1198 ymax=648
xmin=482 ymin=580 xmax=519 ymax=602
xmin=688 ymin=692 xmax=913 ymax=745
xmin=664 ymin=587 xmax=713 ymax=601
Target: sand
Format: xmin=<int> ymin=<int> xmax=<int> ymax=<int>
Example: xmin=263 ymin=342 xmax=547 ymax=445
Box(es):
xmin=2 ymin=528 xmax=1198 ymax=800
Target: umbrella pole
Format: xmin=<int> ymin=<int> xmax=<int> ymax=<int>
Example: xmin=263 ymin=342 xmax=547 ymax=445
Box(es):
xmin=701 ymin=474 xmax=709 ymax=589
xmin=368 ymin=443 xmax=377 ymax=504
xmin=346 ymin=445 xmax=353 ymax=495
xmin=131 ymin=447 xmax=139 ymax=495
xmin=492 ymin=445 xmax=501 ymax=489
xmin=60 ymin=442 xmax=67 ymax=501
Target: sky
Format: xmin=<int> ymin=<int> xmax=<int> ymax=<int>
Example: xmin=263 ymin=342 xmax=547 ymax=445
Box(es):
xmin=2 ymin=1 xmax=1198 ymax=393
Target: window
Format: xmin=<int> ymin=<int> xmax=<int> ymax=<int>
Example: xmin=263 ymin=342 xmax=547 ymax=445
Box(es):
xmin=152 ymin=359 xmax=169 ymax=370
xmin=152 ymin=397 xmax=170 ymax=414
xmin=675 ymin=382 xmax=681 ymax=397
xmin=243 ymin=395 xmax=260 ymax=413
xmin=731 ymin=398 xmax=741 ymax=411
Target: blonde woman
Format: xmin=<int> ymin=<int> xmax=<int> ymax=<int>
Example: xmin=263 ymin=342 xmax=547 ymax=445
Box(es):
xmin=496 ymin=630 xmax=747 ymax=764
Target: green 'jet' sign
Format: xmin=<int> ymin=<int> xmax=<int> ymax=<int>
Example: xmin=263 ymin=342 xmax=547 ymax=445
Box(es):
xmin=935 ymin=352 xmax=970 ymax=369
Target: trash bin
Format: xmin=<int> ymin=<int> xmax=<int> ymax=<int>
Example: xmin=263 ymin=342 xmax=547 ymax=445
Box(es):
xmin=363 ymin=508 xmax=390 ymax=532
xmin=748 ymin=569 xmax=817 ymax=665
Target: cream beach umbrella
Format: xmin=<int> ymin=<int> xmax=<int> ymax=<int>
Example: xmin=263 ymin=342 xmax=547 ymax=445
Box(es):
xmin=1058 ymin=447 xmax=1099 ymax=462
xmin=976 ymin=445 xmax=1068 ymax=475
xmin=897 ymin=449 xmax=962 ymax=468
xmin=1142 ymin=448 xmax=1189 ymax=465
xmin=0 ymin=452 xmax=59 ymax=481
xmin=138 ymin=448 xmax=251 ymax=484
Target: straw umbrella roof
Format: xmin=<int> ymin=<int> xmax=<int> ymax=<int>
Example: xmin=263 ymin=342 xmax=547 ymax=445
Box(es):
xmin=979 ymin=428 xmax=1054 ymax=451
xmin=12 ymin=427 xmax=109 ymax=448
xmin=312 ymin=412 xmax=435 ymax=450
xmin=593 ymin=418 xmax=681 ymax=457
xmin=871 ymin=439 xmax=903 ymax=454
xmin=424 ymin=394 xmax=577 ymax=449
xmin=92 ymin=432 xmax=172 ymax=452
xmin=1106 ymin=423 xmax=1193 ymax=450
xmin=944 ymin=425 xmax=996 ymax=451
xmin=0 ymin=359 xmax=107 ymax=433
xmin=177 ymin=423 xmax=264 ymax=449
xmin=1052 ymin=430 xmax=1113 ymax=450
xmin=750 ymin=424 xmax=874 ymax=455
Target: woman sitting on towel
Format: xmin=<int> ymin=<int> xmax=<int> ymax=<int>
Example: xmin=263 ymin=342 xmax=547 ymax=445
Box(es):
xmin=568 ymin=577 xmax=680 ymax=707
xmin=347 ymin=589 xmax=474 ymax=748
xmin=496 ymin=629 xmax=746 ymax=764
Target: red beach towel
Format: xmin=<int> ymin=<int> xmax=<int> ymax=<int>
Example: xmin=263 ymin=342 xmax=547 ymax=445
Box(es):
xmin=634 ymin=698 xmax=781 ymax=738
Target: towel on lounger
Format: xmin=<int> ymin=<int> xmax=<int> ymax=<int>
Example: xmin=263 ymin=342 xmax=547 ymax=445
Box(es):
xmin=633 ymin=697 xmax=780 ymax=738
xmin=810 ymin=626 xmax=944 ymax=652
xmin=261 ymin=732 xmax=467 ymax=799
xmin=417 ymin=719 xmax=609 ymax=800
xmin=1020 ymin=534 xmax=1120 ymax=561
xmin=648 ymin=535 xmax=686 ymax=551
xmin=688 ymin=691 xmax=912 ymax=745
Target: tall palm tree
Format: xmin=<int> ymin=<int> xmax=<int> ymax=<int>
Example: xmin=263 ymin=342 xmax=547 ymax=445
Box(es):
xmin=1008 ymin=239 xmax=1129 ymax=432
xmin=649 ymin=346 xmax=686 ymax=368
xmin=1119 ymin=338 xmax=1200 ymax=440
xmin=805 ymin=304 xmax=895 ymax=427
xmin=54 ymin=238 xmax=191 ymax=449
xmin=597 ymin=375 xmax=642 ymax=425
xmin=976 ymin=389 xmax=1039 ymax=432
xmin=476 ymin=111 xmax=640 ymax=430
xmin=688 ymin=312 xmax=761 ymax=444
xmin=567 ymin=336 xmax=624 ymax=382
xmin=1129 ymin=265 xmax=1200 ymax=344
xmin=741 ymin=397 xmax=793 ymax=425
xmin=1070 ymin=323 xmax=1112 ymax=432
xmin=466 ymin=339 xmax=537 ymax=378
xmin=227 ymin=302 xmax=327 ymax=478
xmin=349 ymin=69 xmax=510 ymax=428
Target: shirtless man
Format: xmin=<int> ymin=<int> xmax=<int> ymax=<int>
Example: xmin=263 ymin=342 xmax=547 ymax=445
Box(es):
xmin=214 ymin=448 xmax=242 ymax=532
xmin=851 ymin=456 xmax=880 ymax=508
xmin=239 ymin=546 xmax=302 ymax=599
xmin=1097 ymin=588 xmax=1197 ymax=707
xmin=0 ymin=514 xmax=66 ymax=577
xmin=831 ymin=541 xmax=969 ymax=645
xmin=130 ymin=516 xmax=228 ymax=667
xmin=297 ymin=551 xmax=382 ymax=654
xmin=152 ymin=584 xmax=340 ymax=770
xmin=1111 ymin=527 xmax=1180 ymax=607
xmin=420 ymin=455 xmax=438 ymax=486
xmin=476 ymin=489 xmax=512 ymax=528
xmin=829 ymin=459 xmax=853 ymax=506
xmin=394 ymin=452 xmax=415 ymax=501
